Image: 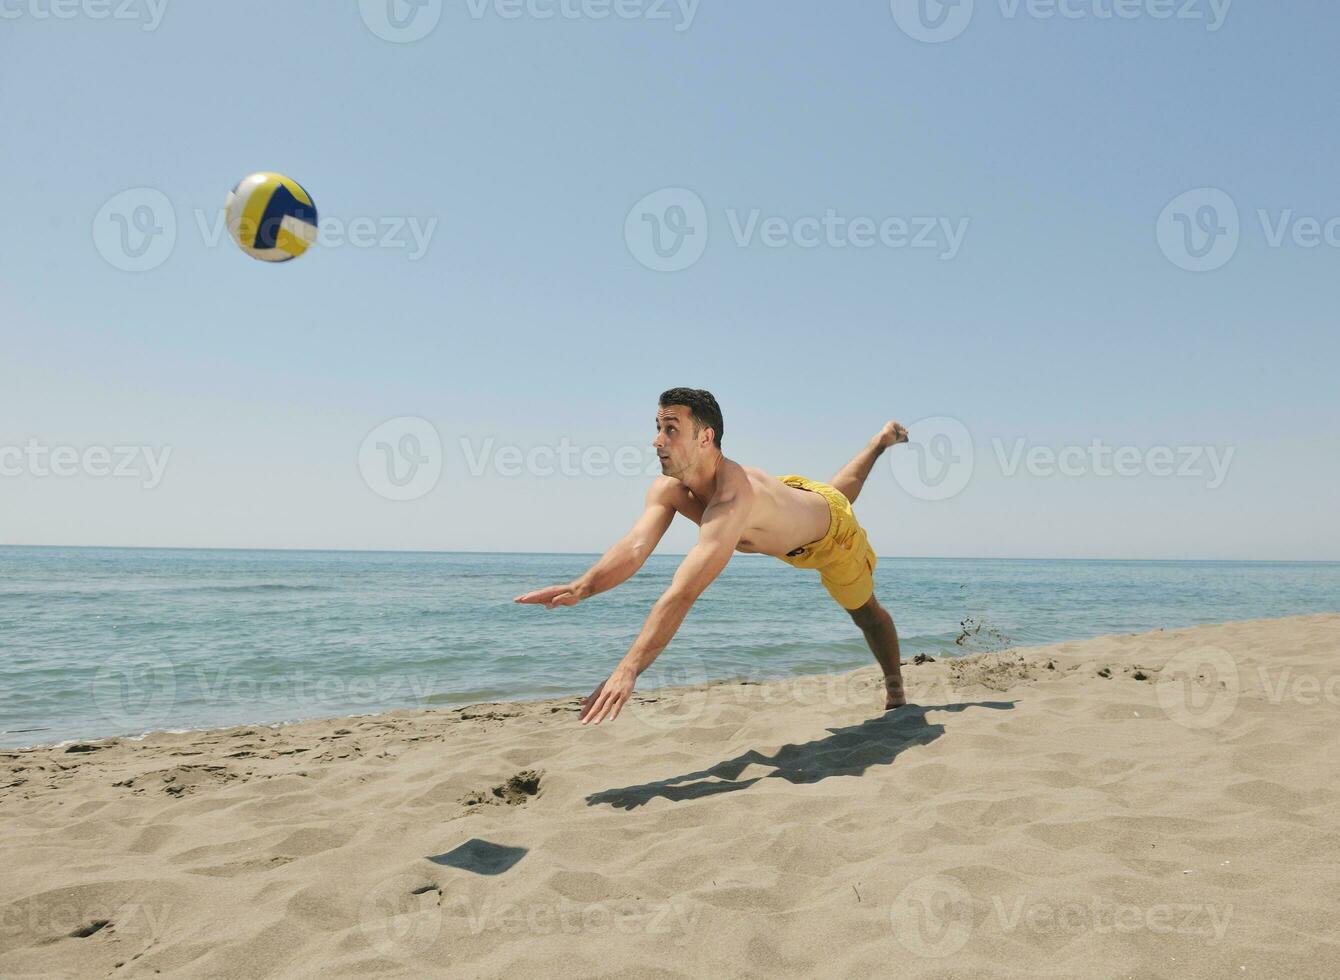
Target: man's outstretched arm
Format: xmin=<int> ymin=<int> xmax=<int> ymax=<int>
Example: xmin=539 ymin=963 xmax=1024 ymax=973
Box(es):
xmin=513 ymin=480 xmax=676 ymax=608
xmin=580 ymin=471 xmax=754 ymax=725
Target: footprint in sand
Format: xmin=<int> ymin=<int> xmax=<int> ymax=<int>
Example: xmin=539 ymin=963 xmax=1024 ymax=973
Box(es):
xmin=460 ymin=769 xmax=543 ymax=809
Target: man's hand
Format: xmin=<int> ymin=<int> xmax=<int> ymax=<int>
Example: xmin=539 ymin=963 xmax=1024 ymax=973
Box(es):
xmin=580 ymin=667 xmax=636 ymax=725
xmin=878 ymin=420 xmax=909 ymax=449
xmin=513 ymin=583 xmax=584 ymax=609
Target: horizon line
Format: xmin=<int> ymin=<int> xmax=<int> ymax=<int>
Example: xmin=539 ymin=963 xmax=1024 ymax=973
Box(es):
xmin=1 ymin=544 xmax=1337 ymax=564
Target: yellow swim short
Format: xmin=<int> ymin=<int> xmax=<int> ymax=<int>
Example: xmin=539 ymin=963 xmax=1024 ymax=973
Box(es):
xmin=774 ymin=474 xmax=877 ymax=610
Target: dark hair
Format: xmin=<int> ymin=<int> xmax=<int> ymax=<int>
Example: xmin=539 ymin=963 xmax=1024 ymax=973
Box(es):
xmin=658 ymin=388 xmax=723 ymax=449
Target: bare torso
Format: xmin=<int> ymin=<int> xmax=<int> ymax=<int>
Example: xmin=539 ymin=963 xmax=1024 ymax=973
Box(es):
xmin=655 ymin=461 xmax=831 ymax=557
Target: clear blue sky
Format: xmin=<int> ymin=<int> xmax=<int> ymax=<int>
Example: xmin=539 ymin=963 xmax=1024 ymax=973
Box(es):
xmin=2 ymin=1 xmax=1337 ymax=559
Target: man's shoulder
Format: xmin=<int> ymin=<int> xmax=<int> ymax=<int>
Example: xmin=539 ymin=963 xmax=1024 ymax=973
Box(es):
xmin=717 ymin=459 xmax=763 ymax=503
xmin=646 ymin=475 xmax=691 ymax=507
xmin=724 ymin=459 xmax=776 ymax=493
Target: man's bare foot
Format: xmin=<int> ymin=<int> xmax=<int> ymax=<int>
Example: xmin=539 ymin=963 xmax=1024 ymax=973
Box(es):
xmin=884 ymin=675 xmax=907 ymax=710
xmin=876 ymin=420 xmax=909 ymax=450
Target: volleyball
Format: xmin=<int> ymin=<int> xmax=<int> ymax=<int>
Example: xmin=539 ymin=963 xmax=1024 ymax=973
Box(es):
xmin=225 ymin=172 xmax=318 ymax=262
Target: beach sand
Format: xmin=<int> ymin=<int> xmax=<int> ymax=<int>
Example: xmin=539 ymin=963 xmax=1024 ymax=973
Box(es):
xmin=2 ymin=614 xmax=1338 ymax=978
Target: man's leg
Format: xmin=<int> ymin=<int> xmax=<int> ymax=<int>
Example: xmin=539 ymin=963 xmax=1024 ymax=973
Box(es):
xmin=848 ymin=594 xmax=906 ymax=709
xmin=829 ymin=420 xmax=908 ymax=505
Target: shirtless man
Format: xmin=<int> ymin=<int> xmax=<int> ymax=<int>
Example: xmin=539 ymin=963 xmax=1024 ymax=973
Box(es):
xmin=514 ymin=387 xmax=910 ymax=725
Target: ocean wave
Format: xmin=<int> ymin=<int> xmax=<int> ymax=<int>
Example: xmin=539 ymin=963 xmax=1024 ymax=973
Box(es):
xmin=160 ymin=584 xmax=332 ymax=595
xmin=420 ymin=689 xmax=513 ymax=705
xmin=0 ymin=583 xmax=331 ymax=601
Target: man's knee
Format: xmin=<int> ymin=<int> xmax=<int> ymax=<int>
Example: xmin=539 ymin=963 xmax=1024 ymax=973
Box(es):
xmin=847 ymin=594 xmax=885 ymax=631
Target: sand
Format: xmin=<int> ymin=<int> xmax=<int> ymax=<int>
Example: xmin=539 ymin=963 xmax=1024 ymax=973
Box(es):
xmin=2 ymin=614 xmax=1338 ymax=978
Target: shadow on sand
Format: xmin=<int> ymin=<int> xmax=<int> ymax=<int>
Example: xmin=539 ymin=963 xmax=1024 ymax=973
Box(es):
xmin=586 ymin=701 xmax=1014 ymax=810
xmin=428 ymin=838 xmax=529 ymax=875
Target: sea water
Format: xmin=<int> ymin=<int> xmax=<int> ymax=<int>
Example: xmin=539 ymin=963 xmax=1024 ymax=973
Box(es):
xmin=2 ymin=546 xmax=1337 ymax=747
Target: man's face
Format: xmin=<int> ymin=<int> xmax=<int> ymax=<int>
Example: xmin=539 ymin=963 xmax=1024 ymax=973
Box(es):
xmin=652 ymin=404 xmax=702 ymax=477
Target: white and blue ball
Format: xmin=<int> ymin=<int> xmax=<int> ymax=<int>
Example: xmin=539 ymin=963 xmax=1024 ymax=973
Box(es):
xmin=225 ymin=172 xmax=318 ymax=262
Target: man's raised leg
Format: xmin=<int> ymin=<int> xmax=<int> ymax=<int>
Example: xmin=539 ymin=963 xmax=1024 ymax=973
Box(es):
xmin=848 ymin=594 xmax=906 ymax=709
xmin=829 ymin=420 xmax=908 ymax=505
